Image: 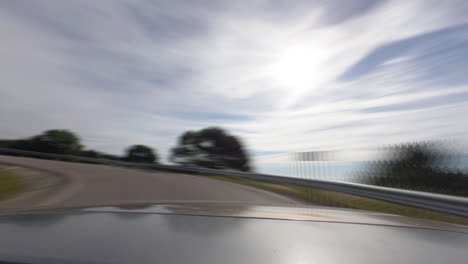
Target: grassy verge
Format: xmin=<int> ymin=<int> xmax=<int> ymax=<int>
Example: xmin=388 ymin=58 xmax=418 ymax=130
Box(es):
xmin=213 ymin=175 xmax=468 ymax=226
xmin=0 ymin=169 xmax=26 ymax=200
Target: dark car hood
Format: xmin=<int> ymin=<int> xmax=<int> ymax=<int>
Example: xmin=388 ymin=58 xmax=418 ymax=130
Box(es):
xmin=2 ymin=201 xmax=466 ymax=231
xmin=0 ymin=202 xmax=467 ymax=264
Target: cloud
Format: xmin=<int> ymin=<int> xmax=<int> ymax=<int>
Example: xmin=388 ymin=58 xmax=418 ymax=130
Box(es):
xmin=1 ymin=0 xmax=468 ymax=169
xmin=339 ymin=23 xmax=468 ymax=83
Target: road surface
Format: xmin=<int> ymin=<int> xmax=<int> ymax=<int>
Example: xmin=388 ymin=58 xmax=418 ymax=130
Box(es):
xmin=0 ymin=155 xmax=300 ymax=209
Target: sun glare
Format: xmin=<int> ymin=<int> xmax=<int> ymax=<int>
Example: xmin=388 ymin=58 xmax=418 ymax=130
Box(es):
xmin=267 ymin=42 xmax=327 ymax=106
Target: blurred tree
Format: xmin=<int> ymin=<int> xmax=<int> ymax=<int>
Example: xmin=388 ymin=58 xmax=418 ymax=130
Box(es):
xmin=2 ymin=130 xmax=126 ymax=162
xmin=360 ymin=142 xmax=468 ymax=197
xmin=79 ymin=149 xmax=100 ymax=158
xmin=15 ymin=129 xmax=83 ymax=155
xmin=78 ymin=149 xmax=123 ymax=163
xmin=170 ymin=127 xmax=250 ymax=171
xmin=0 ymin=139 xmax=15 ymax=148
xmin=125 ymin=145 xmax=157 ymax=163
xmin=100 ymin=153 xmax=123 ymax=161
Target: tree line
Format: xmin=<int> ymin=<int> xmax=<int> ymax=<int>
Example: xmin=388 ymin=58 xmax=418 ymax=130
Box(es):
xmin=359 ymin=142 xmax=468 ymax=197
xmin=2 ymin=129 xmax=467 ymax=196
xmin=0 ymin=127 xmax=251 ymax=171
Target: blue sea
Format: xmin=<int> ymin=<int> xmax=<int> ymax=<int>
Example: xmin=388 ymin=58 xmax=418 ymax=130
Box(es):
xmin=256 ymin=156 xmax=468 ymax=183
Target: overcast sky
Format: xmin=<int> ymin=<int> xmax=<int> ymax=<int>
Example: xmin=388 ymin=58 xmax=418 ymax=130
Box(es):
xmin=1 ymin=0 xmax=468 ymax=167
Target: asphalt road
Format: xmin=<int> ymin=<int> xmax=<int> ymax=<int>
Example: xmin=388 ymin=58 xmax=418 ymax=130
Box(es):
xmin=0 ymin=155 xmax=300 ymax=209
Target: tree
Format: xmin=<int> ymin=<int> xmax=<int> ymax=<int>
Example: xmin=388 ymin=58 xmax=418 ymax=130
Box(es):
xmin=170 ymin=127 xmax=250 ymax=171
xmin=125 ymin=145 xmax=157 ymax=163
xmin=0 ymin=139 xmax=15 ymax=148
xmin=16 ymin=129 xmax=83 ymax=155
xmin=79 ymin=149 xmax=100 ymax=158
xmin=78 ymin=149 xmax=123 ymax=161
xmin=360 ymin=142 xmax=468 ymax=197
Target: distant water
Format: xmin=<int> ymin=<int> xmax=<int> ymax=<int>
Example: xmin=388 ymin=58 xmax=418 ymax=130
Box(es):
xmin=257 ymin=156 xmax=468 ymax=183
xmin=257 ymin=161 xmax=367 ymax=182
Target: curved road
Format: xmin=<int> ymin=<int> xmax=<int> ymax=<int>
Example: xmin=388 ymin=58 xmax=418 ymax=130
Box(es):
xmin=0 ymin=155 xmax=300 ymax=209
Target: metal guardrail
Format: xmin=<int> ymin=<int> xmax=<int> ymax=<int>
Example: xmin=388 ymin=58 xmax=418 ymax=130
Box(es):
xmin=1 ymin=147 xmax=468 ymax=217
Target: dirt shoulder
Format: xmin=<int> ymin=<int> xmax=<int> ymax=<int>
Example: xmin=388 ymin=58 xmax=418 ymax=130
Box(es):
xmin=0 ymin=162 xmax=66 ymax=210
xmin=0 ymin=167 xmax=26 ymax=200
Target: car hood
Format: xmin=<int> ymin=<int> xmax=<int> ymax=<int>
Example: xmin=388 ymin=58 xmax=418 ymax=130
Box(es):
xmin=0 ymin=202 xmax=467 ymax=264
xmin=1 ymin=201 xmax=466 ymax=231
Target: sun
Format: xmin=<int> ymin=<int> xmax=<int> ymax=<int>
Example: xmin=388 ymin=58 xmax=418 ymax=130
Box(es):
xmin=266 ymin=42 xmax=327 ymax=106
xmin=270 ymin=43 xmax=323 ymax=86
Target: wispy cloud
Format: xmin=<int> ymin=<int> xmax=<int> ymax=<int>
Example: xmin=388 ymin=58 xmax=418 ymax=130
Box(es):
xmin=1 ymin=0 xmax=468 ymax=166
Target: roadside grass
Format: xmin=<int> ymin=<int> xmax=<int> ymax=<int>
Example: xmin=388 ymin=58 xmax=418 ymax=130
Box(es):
xmin=213 ymin=175 xmax=468 ymax=226
xmin=0 ymin=169 xmax=26 ymax=200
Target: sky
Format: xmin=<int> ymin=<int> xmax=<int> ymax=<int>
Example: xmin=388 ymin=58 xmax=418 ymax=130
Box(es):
xmin=1 ymin=0 xmax=468 ymax=170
